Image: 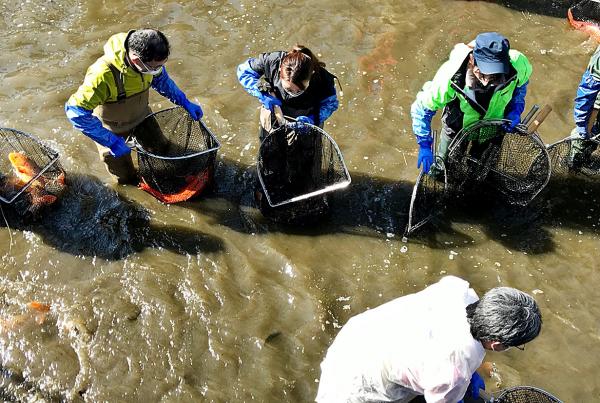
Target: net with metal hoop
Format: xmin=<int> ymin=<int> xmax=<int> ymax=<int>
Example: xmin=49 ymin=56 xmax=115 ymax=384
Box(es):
xmin=569 ymin=0 xmax=600 ymax=25
xmin=257 ymin=122 xmax=351 ymax=208
xmin=0 ymin=128 xmax=65 ymax=214
xmin=130 ymin=107 xmax=220 ymax=204
xmin=490 ymin=386 xmax=563 ymax=403
xmin=446 ymin=120 xmax=550 ymax=206
xmin=546 ymin=135 xmax=600 ymax=177
xmin=405 ymin=156 xmax=448 ymax=236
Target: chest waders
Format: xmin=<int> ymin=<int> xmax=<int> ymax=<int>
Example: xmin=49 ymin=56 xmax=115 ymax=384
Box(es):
xmin=93 ymin=61 xmax=151 ymax=184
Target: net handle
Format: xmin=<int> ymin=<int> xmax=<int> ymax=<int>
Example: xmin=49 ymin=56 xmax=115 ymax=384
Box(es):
xmin=527 ymin=105 xmax=552 ymax=134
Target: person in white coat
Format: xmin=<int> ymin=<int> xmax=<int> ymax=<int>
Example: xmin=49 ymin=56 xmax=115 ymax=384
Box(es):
xmin=316 ymin=276 xmax=542 ymax=403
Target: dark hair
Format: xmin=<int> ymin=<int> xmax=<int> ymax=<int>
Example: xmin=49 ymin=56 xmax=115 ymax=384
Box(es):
xmin=127 ymin=29 xmax=170 ymax=62
xmin=280 ymin=45 xmax=326 ymax=90
xmin=467 ymin=287 xmax=542 ymax=347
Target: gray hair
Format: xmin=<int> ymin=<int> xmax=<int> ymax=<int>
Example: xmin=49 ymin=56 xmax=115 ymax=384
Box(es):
xmin=467 ymin=287 xmax=542 ymax=347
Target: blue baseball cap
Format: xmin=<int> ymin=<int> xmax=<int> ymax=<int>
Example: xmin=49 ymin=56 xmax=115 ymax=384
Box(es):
xmin=473 ymin=32 xmax=510 ymax=75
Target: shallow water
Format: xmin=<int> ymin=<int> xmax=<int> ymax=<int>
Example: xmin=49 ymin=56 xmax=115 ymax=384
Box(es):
xmin=1 ymin=0 xmax=599 ymax=401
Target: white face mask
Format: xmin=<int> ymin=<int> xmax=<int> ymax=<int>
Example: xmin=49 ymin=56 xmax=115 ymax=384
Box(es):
xmin=133 ymin=54 xmax=164 ymax=76
xmin=283 ymin=87 xmax=305 ymax=98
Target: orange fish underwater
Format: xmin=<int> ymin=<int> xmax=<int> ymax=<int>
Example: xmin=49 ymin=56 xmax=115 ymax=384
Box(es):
xmin=7 ymin=151 xmax=65 ymax=211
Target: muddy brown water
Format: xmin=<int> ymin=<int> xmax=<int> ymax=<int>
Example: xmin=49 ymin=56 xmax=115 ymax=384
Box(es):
xmin=0 ymin=0 xmax=599 ymax=401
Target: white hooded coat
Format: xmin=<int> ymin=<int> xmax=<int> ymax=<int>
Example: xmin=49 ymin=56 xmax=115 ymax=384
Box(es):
xmin=316 ymin=276 xmax=485 ymax=403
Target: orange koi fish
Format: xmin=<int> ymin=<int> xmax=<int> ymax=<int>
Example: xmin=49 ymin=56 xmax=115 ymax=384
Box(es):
xmin=7 ymin=151 xmax=64 ymax=209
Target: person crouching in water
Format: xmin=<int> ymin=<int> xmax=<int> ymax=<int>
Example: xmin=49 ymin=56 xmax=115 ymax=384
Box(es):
xmin=411 ymin=32 xmax=531 ymax=175
xmin=65 ymin=29 xmax=203 ymax=184
xmin=236 ymin=45 xmax=339 ymax=222
xmin=316 ymin=276 xmax=542 ymax=403
xmin=569 ymin=45 xmax=600 ymax=171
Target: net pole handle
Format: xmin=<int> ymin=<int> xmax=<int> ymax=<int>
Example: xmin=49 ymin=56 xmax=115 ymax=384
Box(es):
xmin=479 ymin=389 xmax=493 ymax=402
xmin=587 ymin=108 xmax=599 ymax=134
xmin=273 ymin=105 xmax=286 ymax=126
xmin=527 ymin=105 xmax=552 ymax=134
xmin=522 ymin=104 xmax=539 ymax=126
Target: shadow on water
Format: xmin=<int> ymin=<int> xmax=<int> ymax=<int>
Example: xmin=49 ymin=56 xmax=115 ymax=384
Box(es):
xmin=1 ymin=173 xmax=224 ymax=260
xmin=182 ymin=158 xmax=560 ymax=254
xmin=462 ymin=0 xmax=576 ymax=18
xmin=183 ymin=157 xmax=415 ymax=238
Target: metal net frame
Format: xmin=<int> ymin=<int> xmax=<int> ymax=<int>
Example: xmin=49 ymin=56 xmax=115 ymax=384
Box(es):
xmin=546 ymin=134 xmax=600 ymax=177
xmin=130 ymin=107 xmax=221 ymax=203
xmin=446 ymin=120 xmax=551 ymax=206
xmin=487 ymin=386 xmax=563 ymax=403
xmin=257 ymin=122 xmax=351 ymax=208
xmin=0 ymin=127 xmax=64 ymax=205
xmin=405 ymin=156 xmax=448 ymax=236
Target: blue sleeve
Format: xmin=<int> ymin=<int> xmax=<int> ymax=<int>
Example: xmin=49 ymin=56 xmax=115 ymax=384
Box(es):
xmin=411 ymin=100 xmax=436 ymax=147
xmin=319 ymin=93 xmax=339 ymax=122
xmin=237 ymin=59 xmax=262 ymax=98
xmin=505 ymin=80 xmax=528 ymax=121
xmin=151 ymin=67 xmax=188 ymax=106
xmin=64 ymin=103 xmax=118 ymax=148
xmin=574 ymin=69 xmax=600 ymax=136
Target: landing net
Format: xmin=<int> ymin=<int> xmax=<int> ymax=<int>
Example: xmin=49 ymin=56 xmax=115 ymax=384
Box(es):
xmin=257 ymin=122 xmax=350 ymax=208
xmin=131 ymin=107 xmax=220 ymax=204
xmin=489 ymin=386 xmax=563 ymax=403
xmin=0 ymin=128 xmax=65 ymax=214
xmin=546 ymin=134 xmax=600 ymax=177
xmin=446 ymin=120 xmax=550 ymax=206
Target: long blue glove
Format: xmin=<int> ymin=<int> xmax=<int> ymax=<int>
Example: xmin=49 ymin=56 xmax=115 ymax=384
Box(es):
xmin=319 ymin=93 xmax=339 ymax=123
xmin=418 ymin=143 xmax=433 ymax=173
xmin=107 ymin=136 xmax=131 ymax=157
xmin=503 ymin=81 xmax=528 ymax=133
xmin=574 ymin=70 xmax=600 ymax=138
xmin=411 ymin=100 xmax=437 ymax=146
xmin=296 ymin=115 xmax=314 ymax=124
xmin=258 ymin=93 xmax=282 ymax=111
xmin=152 ymin=67 xmax=203 ymax=120
xmin=65 ymin=104 xmax=130 ymax=156
xmin=182 ymin=99 xmax=203 ymax=120
xmin=237 ymin=59 xmax=262 ymax=98
xmin=465 ymin=372 xmax=485 ymax=400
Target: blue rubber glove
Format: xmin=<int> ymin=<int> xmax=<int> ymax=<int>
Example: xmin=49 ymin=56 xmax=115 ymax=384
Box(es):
xmin=465 ymin=372 xmax=485 ymax=400
xmin=258 ymin=93 xmax=282 ymax=111
xmin=107 ymin=136 xmax=131 ymax=158
xmin=65 ymin=104 xmax=129 ymax=151
xmin=417 ymin=143 xmax=433 ymax=173
xmin=296 ymin=115 xmax=314 ymax=124
xmin=183 ymin=99 xmax=203 ymax=120
xmin=502 ymin=81 xmax=528 ymax=133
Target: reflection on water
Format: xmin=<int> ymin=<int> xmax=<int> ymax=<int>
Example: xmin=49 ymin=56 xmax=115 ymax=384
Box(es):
xmin=1 ymin=0 xmax=600 ymax=401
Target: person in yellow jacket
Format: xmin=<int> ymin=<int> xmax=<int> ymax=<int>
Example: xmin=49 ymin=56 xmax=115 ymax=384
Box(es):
xmin=65 ymin=29 xmax=203 ymax=184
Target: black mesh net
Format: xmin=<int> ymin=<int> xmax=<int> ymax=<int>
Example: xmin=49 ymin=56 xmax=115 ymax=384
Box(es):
xmin=130 ymin=107 xmax=220 ymax=203
xmin=546 ymin=135 xmax=600 ymax=177
xmin=257 ymin=122 xmax=350 ymax=207
xmin=405 ymin=157 xmax=447 ymax=236
xmin=0 ymin=128 xmax=65 ymax=215
xmin=570 ymin=0 xmax=600 ymax=24
xmin=493 ymin=386 xmax=562 ymax=403
xmin=447 ymin=121 xmax=550 ymax=206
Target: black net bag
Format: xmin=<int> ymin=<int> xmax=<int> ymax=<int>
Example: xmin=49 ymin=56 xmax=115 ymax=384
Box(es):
xmin=447 ymin=120 xmax=550 ymax=206
xmin=0 ymin=128 xmax=65 ymax=215
xmin=569 ymin=0 xmax=600 ymax=25
xmin=405 ymin=156 xmax=448 ymax=237
xmin=488 ymin=386 xmax=563 ymax=403
xmin=546 ymin=134 xmax=600 ymax=177
xmin=130 ymin=107 xmax=220 ymax=204
xmin=257 ymin=122 xmax=351 ymax=208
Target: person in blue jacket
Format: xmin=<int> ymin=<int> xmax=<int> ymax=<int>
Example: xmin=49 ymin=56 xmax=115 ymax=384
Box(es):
xmin=569 ymin=45 xmax=600 ymax=170
xmin=237 ymin=45 xmax=339 ymax=140
xmin=65 ymin=29 xmax=203 ymax=184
